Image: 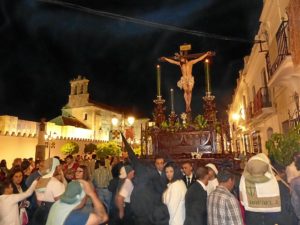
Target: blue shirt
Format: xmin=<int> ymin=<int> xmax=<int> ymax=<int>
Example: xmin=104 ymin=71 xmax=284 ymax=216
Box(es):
xmin=64 ymin=210 xmax=89 ymax=225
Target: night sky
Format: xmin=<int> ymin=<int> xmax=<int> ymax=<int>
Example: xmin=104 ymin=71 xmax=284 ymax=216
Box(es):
xmin=0 ymin=0 xmax=262 ymax=122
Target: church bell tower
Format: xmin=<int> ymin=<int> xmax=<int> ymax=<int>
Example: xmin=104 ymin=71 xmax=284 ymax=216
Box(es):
xmin=67 ymin=75 xmax=90 ymax=107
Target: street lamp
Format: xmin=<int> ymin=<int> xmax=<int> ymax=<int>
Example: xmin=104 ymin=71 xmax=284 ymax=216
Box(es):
xmin=232 ymin=113 xmax=240 ymax=121
xmin=127 ymin=116 xmax=135 ymax=126
xmin=126 ymin=116 xmax=135 ymax=144
xmin=111 ymin=116 xmax=135 ymax=142
xmin=111 ymin=117 xmax=119 ymax=127
xmin=44 ymin=132 xmax=57 ymax=159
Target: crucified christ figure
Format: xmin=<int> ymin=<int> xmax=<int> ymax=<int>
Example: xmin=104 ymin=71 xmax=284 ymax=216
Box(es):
xmin=161 ymin=51 xmax=212 ymax=113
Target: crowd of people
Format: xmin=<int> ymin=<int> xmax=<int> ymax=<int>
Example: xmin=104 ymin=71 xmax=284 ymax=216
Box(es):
xmin=0 ymin=138 xmax=300 ymax=225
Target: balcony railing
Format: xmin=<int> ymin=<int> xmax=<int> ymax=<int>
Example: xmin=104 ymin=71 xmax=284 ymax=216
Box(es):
xmin=253 ymin=87 xmax=272 ymax=117
xmin=266 ymin=21 xmax=290 ymax=79
xmin=246 ymin=87 xmax=272 ymax=121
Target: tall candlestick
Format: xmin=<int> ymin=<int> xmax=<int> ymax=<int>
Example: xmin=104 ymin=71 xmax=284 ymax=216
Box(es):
xmin=156 ymin=65 xmax=161 ymax=97
xmin=204 ymin=59 xmax=211 ymax=93
xmin=170 ymin=88 xmax=174 ymax=112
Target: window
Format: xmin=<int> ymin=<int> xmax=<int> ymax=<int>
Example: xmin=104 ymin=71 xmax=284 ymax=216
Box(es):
xmin=74 ymin=85 xmax=78 ymax=95
xmin=267 ymin=127 xmax=273 ymax=140
xmin=261 ymin=68 xmax=268 ymax=86
xmin=84 ymin=113 xmax=88 ymax=121
xmin=243 ymin=134 xmax=250 ymax=153
xmin=252 ymin=86 xmax=256 ymax=99
xmin=252 ymin=131 xmax=262 ymax=153
xmin=236 ymin=139 xmax=241 ymax=152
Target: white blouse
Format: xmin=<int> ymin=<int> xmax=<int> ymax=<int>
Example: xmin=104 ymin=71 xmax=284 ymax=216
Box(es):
xmin=0 ymin=180 xmax=37 ymax=225
xmin=207 ymin=178 xmax=219 ymax=195
xmin=163 ymin=180 xmax=187 ymax=225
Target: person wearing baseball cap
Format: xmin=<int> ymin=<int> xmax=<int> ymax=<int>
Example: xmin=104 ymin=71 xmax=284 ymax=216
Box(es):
xmin=119 ymin=165 xmax=134 ymax=179
xmin=46 ymin=180 xmax=108 ymax=225
xmin=116 ymin=164 xmax=135 ymax=224
xmin=205 ymin=163 xmax=219 ymax=194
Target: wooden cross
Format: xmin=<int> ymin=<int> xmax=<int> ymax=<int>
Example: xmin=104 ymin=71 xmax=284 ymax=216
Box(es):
xmin=159 ymin=44 xmax=215 ymax=62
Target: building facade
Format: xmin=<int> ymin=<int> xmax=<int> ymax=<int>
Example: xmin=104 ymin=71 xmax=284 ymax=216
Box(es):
xmin=47 ymin=75 xmax=147 ymax=143
xmin=50 ymin=75 xmax=122 ymax=141
xmin=228 ymin=0 xmax=300 ymax=154
xmin=0 ymin=75 xmax=148 ymax=165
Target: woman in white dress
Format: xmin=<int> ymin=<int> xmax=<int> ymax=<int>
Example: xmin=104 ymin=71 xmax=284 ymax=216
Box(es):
xmin=162 ymin=162 xmax=187 ymax=225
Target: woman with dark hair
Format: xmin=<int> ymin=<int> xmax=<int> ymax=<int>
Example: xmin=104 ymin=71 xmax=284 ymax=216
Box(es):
xmin=9 ymin=167 xmax=30 ymax=225
xmin=10 ymin=167 xmax=27 ymax=194
xmin=75 ymin=164 xmax=94 ymax=213
xmin=0 ymin=159 xmax=9 ymax=181
xmin=75 ymin=165 xmax=90 ymax=181
xmin=162 ymin=162 xmax=187 ymax=225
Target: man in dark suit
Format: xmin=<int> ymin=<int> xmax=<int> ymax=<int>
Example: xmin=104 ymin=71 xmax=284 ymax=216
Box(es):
xmin=184 ymin=166 xmax=209 ymax=225
xmin=121 ymin=133 xmax=169 ymax=225
xmin=152 ymin=156 xmax=167 ymax=196
xmin=182 ymin=162 xmax=196 ymax=188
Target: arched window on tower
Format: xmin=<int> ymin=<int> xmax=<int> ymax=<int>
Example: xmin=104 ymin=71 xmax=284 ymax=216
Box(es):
xmin=74 ymin=85 xmax=78 ymax=95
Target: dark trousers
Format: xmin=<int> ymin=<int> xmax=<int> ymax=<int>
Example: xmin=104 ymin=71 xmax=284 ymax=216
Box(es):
xmin=108 ymin=203 xmax=134 ymax=225
xmin=245 ymin=211 xmax=292 ymax=225
xmin=29 ymin=202 xmax=53 ymax=225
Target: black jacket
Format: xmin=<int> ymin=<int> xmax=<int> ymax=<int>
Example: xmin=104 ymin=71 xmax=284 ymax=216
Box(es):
xmin=182 ymin=173 xmax=196 ymax=188
xmin=121 ymin=133 xmax=168 ymax=225
xmin=184 ymin=181 xmax=207 ymax=225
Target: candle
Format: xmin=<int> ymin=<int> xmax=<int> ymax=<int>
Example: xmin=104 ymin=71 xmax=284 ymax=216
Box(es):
xmin=204 ymin=59 xmax=211 ymax=93
xmin=170 ymin=88 xmax=174 ymax=112
xmin=156 ymin=65 xmax=161 ymax=97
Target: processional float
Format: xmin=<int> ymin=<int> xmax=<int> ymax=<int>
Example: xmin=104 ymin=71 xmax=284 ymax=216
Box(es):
xmin=141 ymin=44 xmax=229 ymax=158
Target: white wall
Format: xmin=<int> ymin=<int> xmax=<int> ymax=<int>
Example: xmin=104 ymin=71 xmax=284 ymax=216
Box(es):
xmin=0 ymin=134 xmax=104 ymax=169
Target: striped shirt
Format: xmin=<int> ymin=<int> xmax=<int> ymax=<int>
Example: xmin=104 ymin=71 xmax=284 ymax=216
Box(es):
xmin=92 ymin=166 xmax=112 ymax=188
xmin=207 ymin=185 xmax=243 ymax=225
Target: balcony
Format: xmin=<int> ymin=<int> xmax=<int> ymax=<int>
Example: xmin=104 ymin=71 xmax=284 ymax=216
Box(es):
xmin=253 ymin=87 xmax=272 ymax=117
xmin=246 ymin=101 xmax=253 ymax=122
xmin=266 ymin=21 xmax=290 ymax=79
xmin=247 ymin=87 xmax=273 ymax=122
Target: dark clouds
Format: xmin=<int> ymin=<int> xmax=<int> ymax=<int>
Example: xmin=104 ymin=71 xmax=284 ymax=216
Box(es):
xmin=0 ymin=0 xmax=262 ymax=121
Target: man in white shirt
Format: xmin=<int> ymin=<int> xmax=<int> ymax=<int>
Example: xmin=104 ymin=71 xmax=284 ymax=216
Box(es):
xmin=30 ymin=158 xmax=65 ymax=225
xmin=35 ymin=176 xmax=65 ymax=203
xmin=115 ymin=165 xmax=135 ymax=224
